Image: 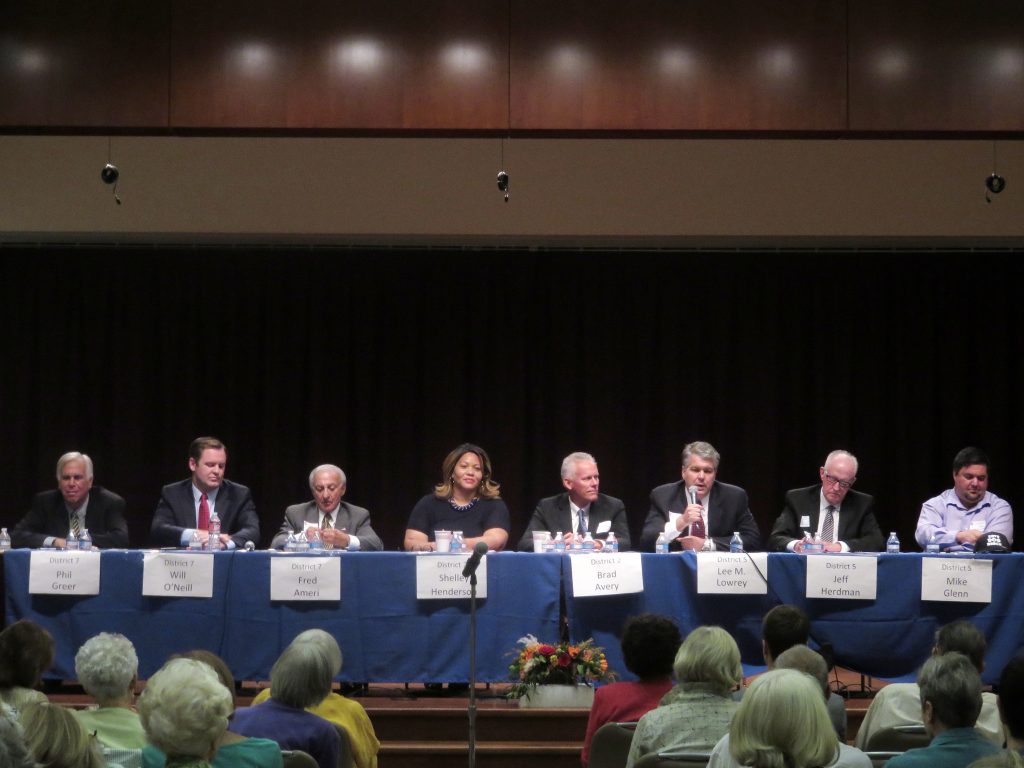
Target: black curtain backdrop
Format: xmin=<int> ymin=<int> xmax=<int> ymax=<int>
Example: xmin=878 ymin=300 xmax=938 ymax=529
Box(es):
xmin=1 ymin=246 xmax=1021 ymax=552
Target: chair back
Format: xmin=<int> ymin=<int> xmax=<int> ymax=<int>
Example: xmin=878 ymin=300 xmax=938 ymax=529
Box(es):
xmin=865 ymin=751 xmax=903 ymax=768
xmin=635 ymin=752 xmax=712 ymax=767
xmin=589 ymin=721 xmax=638 ymax=768
xmin=281 ymin=750 xmax=318 ymax=768
xmin=864 ymin=725 xmax=930 ymax=752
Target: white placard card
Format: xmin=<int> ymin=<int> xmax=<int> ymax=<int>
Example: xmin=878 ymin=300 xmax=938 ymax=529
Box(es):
xmin=270 ymin=556 xmax=341 ymax=601
xmin=921 ymin=557 xmax=992 ymax=603
xmin=416 ymin=553 xmax=489 ymax=599
xmin=569 ymin=552 xmax=644 ymax=597
xmin=696 ymin=552 xmax=769 ymax=594
xmin=28 ymin=550 xmax=101 ymax=595
xmin=805 ymin=555 xmax=877 ymax=600
xmin=142 ymin=552 xmax=214 ymax=598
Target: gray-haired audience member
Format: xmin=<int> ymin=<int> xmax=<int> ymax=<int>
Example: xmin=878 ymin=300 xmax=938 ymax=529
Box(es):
xmin=886 ymin=652 xmax=999 ymax=768
xmin=138 ymin=658 xmax=233 ymax=767
xmin=626 ymin=626 xmax=742 ymax=767
xmin=710 ymin=668 xmax=844 ymax=768
xmin=73 ymin=632 xmax=146 ymax=766
xmin=272 ymin=464 xmax=383 ymax=551
xmin=21 ymin=700 xmax=105 ymax=768
xmin=0 ymin=716 xmax=34 ymax=768
xmin=856 ymin=619 xmax=1002 ymax=748
xmin=230 ymin=638 xmax=341 ymax=768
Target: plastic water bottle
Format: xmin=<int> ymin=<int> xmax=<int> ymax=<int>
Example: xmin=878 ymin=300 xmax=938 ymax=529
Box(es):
xmin=581 ymin=531 xmax=595 ymax=551
xmin=553 ymin=532 xmax=565 ymax=552
xmin=208 ymin=510 xmax=222 ymax=550
xmin=65 ymin=527 xmax=79 ymax=551
xmin=284 ymin=532 xmax=297 ymax=552
xmin=308 ymin=527 xmax=324 ymax=551
xmin=78 ymin=528 xmax=92 ymax=551
xmin=188 ymin=530 xmax=203 ymax=551
xmin=803 ymin=531 xmax=823 ymax=554
xmin=655 ymin=531 xmax=670 ymax=554
xmin=452 ymin=531 xmax=465 ymax=553
xmin=729 ymin=531 xmax=743 ymax=553
xmin=926 ymin=533 xmax=940 ymax=554
xmin=605 ymin=531 xmax=618 ymax=553
xmin=0 ymin=528 xmax=10 ymax=551
xmin=886 ymin=531 xmax=900 ymax=553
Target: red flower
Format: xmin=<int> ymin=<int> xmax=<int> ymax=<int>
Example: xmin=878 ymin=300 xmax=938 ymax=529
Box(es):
xmin=537 ymin=644 xmax=556 ymax=656
xmin=556 ymin=651 xmax=572 ymax=667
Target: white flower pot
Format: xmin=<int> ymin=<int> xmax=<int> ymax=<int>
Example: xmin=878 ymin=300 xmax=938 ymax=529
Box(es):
xmin=518 ymin=684 xmax=595 ymax=708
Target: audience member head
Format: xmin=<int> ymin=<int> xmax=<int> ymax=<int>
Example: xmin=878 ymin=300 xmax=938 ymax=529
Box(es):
xmin=621 ymin=614 xmax=682 ymax=681
xmin=761 ymin=605 xmax=809 ymax=666
xmin=292 ymin=629 xmax=343 ymax=677
xmin=138 ymin=658 xmax=232 ymax=760
xmin=176 ymin=650 xmax=237 ymax=709
xmin=270 ymin=637 xmax=335 ymax=709
xmin=729 ymin=668 xmax=836 ymax=768
xmin=0 ymin=620 xmax=55 ymax=690
xmin=968 ymin=752 xmax=1024 ymax=768
xmin=774 ymin=644 xmax=829 ymax=700
xmin=0 ymin=716 xmax=34 ymax=768
xmin=20 ymin=700 xmax=104 ymax=768
xmin=918 ymin=651 xmax=982 ymax=733
xmin=74 ymin=632 xmax=137 ymax=707
xmin=673 ymin=625 xmax=742 ymax=693
xmin=998 ymin=654 xmax=1024 ymax=746
xmin=934 ymin=620 xmax=986 ymax=672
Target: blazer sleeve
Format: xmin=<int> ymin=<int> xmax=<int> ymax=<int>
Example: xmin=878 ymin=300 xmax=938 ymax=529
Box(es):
xmin=271 ymin=506 xmax=304 ymax=550
xmin=11 ymin=494 xmax=54 ymax=548
xmin=640 ymin=486 xmax=673 ymax=552
xmin=843 ymin=495 xmax=884 ymax=552
xmin=710 ymin=486 xmax=761 ymax=552
xmin=517 ymin=501 xmax=553 ymax=551
xmin=767 ymin=492 xmax=805 ymax=551
xmin=603 ymin=497 xmax=632 ymax=551
xmin=224 ymin=485 xmax=260 ymax=549
xmin=150 ymin=484 xmax=187 ymax=548
xmin=347 ymin=506 xmax=384 ymax=551
xmin=88 ymin=490 xmax=129 ymax=549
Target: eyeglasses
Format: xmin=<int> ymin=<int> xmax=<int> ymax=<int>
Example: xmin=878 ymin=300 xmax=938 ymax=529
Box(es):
xmin=823 ymin=473 xmax=854 ymax=490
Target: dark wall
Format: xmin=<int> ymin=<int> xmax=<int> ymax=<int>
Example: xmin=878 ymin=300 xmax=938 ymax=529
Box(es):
xmin=1 ymin=246 xmax=1021 ymax=551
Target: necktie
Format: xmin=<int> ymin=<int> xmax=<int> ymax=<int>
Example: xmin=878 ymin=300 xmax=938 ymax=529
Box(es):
xmin=198 ymin=493 xmax=210 ymax=531
xmin=576 ymin=511 xmax=586 ymax=536
xmin=821 ymin=505 xmax=835 ymax=543
xmin=691 ymin=510 xmax=706 ymax=539
xmin=70 ymin=513 xmax=81 ymax=537
xmin=322 ymin=513 xmax=334 ymax=550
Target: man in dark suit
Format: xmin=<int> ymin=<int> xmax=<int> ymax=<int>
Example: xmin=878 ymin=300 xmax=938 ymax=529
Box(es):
xmin=517 ymin=451 xmax=630 ymax=550
xmin=12 ymin=451 xmax=129 ymax=548
xmin=150 ymin=436 xmax=259 ymax=549
xmin=271 ymin=464 xmax=383 ymax=550
xmin=640 ymin=440 xmax=761 ymax=551
xmin=767 ymin=449 xmax=883 ymax=552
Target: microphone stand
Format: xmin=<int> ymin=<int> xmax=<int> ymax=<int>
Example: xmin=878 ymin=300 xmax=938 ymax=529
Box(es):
xmin=468 ymin=569 xmax=479 ymax=768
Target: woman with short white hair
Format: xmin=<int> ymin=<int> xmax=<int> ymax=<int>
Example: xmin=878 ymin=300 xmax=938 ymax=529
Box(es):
xmin=73 ymin=632 xmax=146 ymax=762
xmin=138 ymin=658 xmax=233 ymax=768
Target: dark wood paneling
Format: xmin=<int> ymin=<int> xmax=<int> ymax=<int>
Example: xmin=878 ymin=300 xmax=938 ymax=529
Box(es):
xmin=510 ymin=0 xmax=847 ymax=130
xmin=0 ymin=1 xmax=169 ymax=128
xmin=170 ymin=0 xmax=508 ymax=129
xmin=850 ymin=1 xmax=1024 ymax=131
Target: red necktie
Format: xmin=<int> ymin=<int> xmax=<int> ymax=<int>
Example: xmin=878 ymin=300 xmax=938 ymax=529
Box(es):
xmin=198 ymin=493 xmax=210 ymax=530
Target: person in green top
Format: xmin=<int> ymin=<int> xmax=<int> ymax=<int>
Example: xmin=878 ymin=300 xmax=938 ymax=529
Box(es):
xmin=73 ymin=631 xmax=146 ymax=763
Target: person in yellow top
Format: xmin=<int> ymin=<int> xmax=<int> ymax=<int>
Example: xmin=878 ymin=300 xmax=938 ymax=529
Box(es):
xmin=252 ymin=630 xmax=379 ymax=768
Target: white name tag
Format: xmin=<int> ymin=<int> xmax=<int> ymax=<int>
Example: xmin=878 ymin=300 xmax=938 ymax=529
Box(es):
xmin=696 ymin=552 xmax=768 ymax=594
xmin=806 ymin=554 xmax=877 ymax=600
xmin=921 ymin=557 xmax=992 ymax=603
xmin=270 ymin=556 xmax=341 ymax=601
xmin=415 ymin=553 xmax=488 ymax=599
xmin=142 ymin=551 xmax=214 ymax=598
xmin=29 ymin=550 xmax=101 ymax=595
xmin=569 ymin=552 xmax=643 ymax=597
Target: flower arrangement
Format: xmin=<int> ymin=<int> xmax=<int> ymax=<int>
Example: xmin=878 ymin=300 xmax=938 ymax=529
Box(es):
xmin=507 ymin=634 xmax=613 ymax=699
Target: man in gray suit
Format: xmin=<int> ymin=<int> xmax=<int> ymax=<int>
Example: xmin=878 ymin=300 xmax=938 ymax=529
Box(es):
xmin=271 ymin=464 xmax=383 ymax=550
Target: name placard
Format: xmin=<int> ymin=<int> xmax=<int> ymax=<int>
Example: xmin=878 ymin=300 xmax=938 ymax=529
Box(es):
xmin=415 ymin=554 xmax=488 ymax=599
xmin=806 ymin=555 xmax=877 ymax=600
xmin=270 ymin=556 xmax=341 ymax=601
xmin=921 ymin=557 xmax=992 ymax=603
xmin=29 ymin=550 xmax=101 ymax=595
xmin=696 ymin=552 xmax=769 ymax=594
xmin=142 ymin=552 xmax=214 ymax=598
xmin=569 ymin=553 xmax=644 ymax=597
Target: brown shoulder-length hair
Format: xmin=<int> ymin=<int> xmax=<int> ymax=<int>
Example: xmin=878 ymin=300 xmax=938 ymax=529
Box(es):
xmin=433 ymin=443 xmax=501 ymax=500
xmin=0 ymin=620 xmax=54 ymax=689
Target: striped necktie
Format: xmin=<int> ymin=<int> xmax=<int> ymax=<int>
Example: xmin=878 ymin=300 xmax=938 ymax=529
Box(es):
xmin=821 ymin=506 xmax=836 ymax=543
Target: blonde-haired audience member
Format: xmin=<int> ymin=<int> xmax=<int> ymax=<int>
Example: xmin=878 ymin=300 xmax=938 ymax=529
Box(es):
xmin=625 ymin=626 xmax=742 ymax=767
xmin=708 ymin=648 xmax=871 ymax=768
xmin=21 ymin=700 xmax=105 ymax=768
xmin=0 ymin=714 xmax=36 ymax=768
xmin=251 ymin=629 xmax=379 ymax=768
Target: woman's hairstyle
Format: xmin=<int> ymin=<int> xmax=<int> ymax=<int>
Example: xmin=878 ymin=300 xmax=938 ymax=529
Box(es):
xmin=175 ymin=650 xmax=237 ymax=710
xmin=74 ymin=632 xmax=138 ymax=704
xmin=433 ymin=443 xmax=501 ymax=500
xmin=292 ymin=629 xmax=343 ymax=677
xmin=20 ymin=700 xmax=105 ymax=768
xmin=673 ymin=625 xmax=742 ymax=692
xmin=621 ymin=614 xmax=682 ymax=680
xmin=138 ymin=658 xmax=232 ymax=758
xmin=729 ymin=668 xmax=837 ymax=768
xmin=0 ymin=620 xmax=55 ymax=689
xmin=270 ymin=639 xmax=334 ymax=710
xmin=0 ymin=716 xmax=35 ymax=768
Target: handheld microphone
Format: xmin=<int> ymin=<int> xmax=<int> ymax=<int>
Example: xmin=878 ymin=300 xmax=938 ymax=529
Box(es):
xmin=686 ymin=486 xmax=700 ymax=506
xmin=686 ymin=486 xmax=706 ymax=539
xmin=462 ymin=540 xmax=488 ymax=578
